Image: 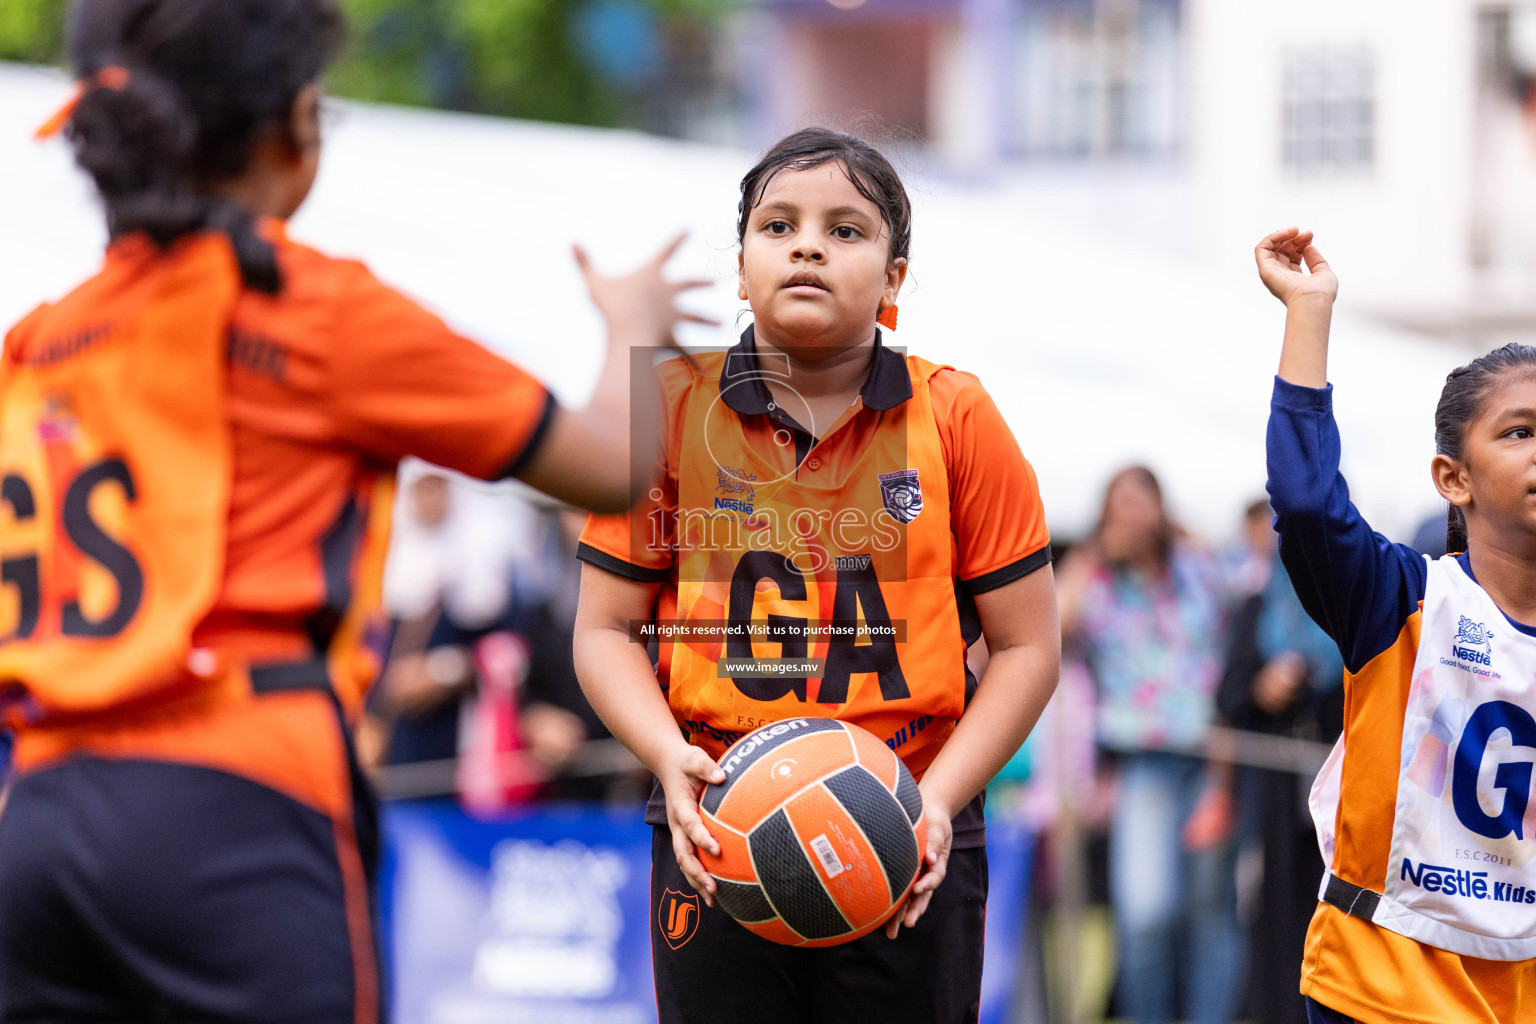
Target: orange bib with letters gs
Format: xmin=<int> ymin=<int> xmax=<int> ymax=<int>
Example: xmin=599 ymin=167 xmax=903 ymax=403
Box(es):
xmin=664 ymin=352 xmax=968 ymax=779
xmin=0 ymin=234 xmax=237 ymax=718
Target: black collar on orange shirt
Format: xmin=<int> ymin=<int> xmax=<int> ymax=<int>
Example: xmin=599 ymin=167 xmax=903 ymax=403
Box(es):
xmin=717 ymin=324 xmax=912 ymax=468
xmin=719 ymin=323 xmax=913 ymax=414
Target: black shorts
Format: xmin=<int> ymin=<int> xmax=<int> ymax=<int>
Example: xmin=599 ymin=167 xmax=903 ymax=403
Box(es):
xmin=650 ymin=826 xmax=987 ymax=1024
xmin=0 ymin=755 xmax=382 ymax=1024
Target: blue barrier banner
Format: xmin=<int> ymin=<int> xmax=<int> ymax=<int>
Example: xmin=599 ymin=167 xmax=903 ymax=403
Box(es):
xmin=380 ymin=802 xmax=657 ymax=1024
xmin=380 ymin=801 xmax=1033 ymax=1024
xmin=979 ymin=815 xmax=1035 ymax=1024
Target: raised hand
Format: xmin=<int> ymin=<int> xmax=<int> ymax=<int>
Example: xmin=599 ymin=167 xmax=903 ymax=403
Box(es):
xmin=1257 ymin=227 xmax=1336 ymax=388
xmin=1255 ymin=227 xmax=1338 ymax=307
xmin=574 ymin=233 xmax=716 ymax=355
xmin=521 ymin=235 xmax=714 ymax=511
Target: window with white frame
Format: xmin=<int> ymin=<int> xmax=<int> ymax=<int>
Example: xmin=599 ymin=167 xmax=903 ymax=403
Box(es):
xmin=1281 ymin=49 xmax=1375 ymax=174
xmin=1011 ymin=0 xmax=1182 ymax=160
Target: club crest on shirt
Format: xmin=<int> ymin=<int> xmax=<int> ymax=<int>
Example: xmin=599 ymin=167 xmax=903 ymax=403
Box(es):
xmin=878 ymin=468 xmax=923 ymax=524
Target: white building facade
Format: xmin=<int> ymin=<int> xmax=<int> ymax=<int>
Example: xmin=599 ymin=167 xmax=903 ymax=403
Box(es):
xmin=1189 ymin=1 xmax=1536 ymax=342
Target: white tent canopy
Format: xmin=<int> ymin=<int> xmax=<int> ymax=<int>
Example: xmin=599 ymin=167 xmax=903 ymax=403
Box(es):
xmin=0 ymin=62 xmax=1464 ymax=541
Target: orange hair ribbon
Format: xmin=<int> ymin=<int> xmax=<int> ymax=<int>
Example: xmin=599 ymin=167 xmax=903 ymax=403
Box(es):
xmin=35 ymin=66 xmax=131 ymax=140
xmin=877 ymin=304 xmax=898 ymax=331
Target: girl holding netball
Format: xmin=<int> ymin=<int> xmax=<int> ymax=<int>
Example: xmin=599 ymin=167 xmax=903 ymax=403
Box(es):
xmin=1257 ymin=226 xmax=1535 ymax=1023
xmin=574 ymin=128 xmax=1061 ymax=1023
xmin=0 ymin=1 xmax=703 ymax=1021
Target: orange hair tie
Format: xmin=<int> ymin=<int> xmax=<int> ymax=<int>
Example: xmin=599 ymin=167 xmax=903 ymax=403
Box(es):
xmin=34 ymin=66 xmax=131 ymax=140
xmin=877 ymin=304 xmax=898 ymax=331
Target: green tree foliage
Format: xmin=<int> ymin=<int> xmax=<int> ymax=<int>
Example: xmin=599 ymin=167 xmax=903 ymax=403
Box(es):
xmin=333 ymin=0 xmax=730 ymax=127
xmin=453 ymin=0 xmax=618 ymax=126
xmin=0 ymin=0 xmax=727 ymax=128
xmin=0 ymin=0 xmax=67 ymax=63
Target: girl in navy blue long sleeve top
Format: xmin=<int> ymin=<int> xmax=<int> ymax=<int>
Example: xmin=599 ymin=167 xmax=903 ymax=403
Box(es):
xmin=1257 ymin=227 xmax=1535 ymax=1024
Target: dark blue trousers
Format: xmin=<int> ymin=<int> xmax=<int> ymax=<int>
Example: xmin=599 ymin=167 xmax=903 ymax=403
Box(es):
xmin=1306 ymin=996 xmax=1359 ymax=1024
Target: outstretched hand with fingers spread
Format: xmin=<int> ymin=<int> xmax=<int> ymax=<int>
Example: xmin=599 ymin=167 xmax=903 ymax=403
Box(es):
xmin=658 ymin=741 xmax=728 ymax=907
xmin=574 ymin=233 xmax=716 ymax=361
xmin=1255 ymin=227 xmax=1338 ymax=307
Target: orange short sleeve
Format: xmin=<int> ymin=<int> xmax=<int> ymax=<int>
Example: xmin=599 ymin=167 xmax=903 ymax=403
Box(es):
xmin=933 ymin=371 xmax=1051 ymax=591
xmin=576 ymin=357 xmax=699 ymax=581
xmin=325 ymin=266 xmax=554 ymax=481
xmin=578 ymin=488 xmax=674 ymax=583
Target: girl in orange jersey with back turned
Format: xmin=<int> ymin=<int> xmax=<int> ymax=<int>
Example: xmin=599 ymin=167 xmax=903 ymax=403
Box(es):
xmin=573 ymin=128 xmax=1062 ymax=1024
xmin=0 ymin=1 xmax=708 ymax=1021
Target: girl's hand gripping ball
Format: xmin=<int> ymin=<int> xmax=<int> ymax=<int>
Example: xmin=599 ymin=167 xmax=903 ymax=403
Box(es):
xmin=691 ymin=718 xmax=928 ymax=947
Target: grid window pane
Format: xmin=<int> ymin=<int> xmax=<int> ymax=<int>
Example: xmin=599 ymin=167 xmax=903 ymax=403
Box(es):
xmin=1282 ymin=49 xmax=1375 ymax=174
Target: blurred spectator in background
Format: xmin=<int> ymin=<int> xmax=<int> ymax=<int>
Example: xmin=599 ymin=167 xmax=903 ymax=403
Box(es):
xmin=1226 ymin=497 xmax=1283 ymax=597
xmin=1057 ymin=466 xmax=1244 ymax=1024
xmin=512 ymin=508 xmax=627 ymax=801
xmin=365 ymin=462 xmax=622 ymax=807
xmin=1017 ymin=639 xmax=1120 ymax=1024
xmin=1219 ymin=501 xmax=1344 ymax=1024
xmin=367 ymin=466 xmax=511 ymax=771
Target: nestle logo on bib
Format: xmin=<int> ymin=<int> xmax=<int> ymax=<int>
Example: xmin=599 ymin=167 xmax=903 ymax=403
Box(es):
xmin=714 ymin=466 xmax=756 ymax=517
xmin=1402 ymin=859 xmax=1490 ymax=899
xmin=1451 ymin=616 xmax=1493 ymax=665
xmin=1401 ymin=859 xmax=1536 ymax=905
xmin=1455 ymin=617 xmax=1491 ymax=646
xmin=1453 ymin=645 xmax=1491 ymax=666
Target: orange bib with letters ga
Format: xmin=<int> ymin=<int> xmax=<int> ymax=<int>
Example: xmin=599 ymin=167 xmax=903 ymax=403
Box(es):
xmin=663 ymin=352 xmax=968 ymax=778
xmin=0 ymin=233 xmax=237 ymax=718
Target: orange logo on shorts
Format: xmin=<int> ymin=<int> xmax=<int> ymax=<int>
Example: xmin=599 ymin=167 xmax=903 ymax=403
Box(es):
xmin=659 ymin=888 xmax=700 ymax=949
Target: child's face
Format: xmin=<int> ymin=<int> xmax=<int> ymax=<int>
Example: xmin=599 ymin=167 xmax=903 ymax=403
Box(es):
xmin=1436 ymin=373 xmax=1536 ymax=542
xmin=737 ymin=163 xmax=906 ymax=357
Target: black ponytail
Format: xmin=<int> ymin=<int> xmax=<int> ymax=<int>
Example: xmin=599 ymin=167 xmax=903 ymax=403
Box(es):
xmin=64 ymin=0 xmax=345 ymax=293
xmin=1433 ymin=342 xmax=1536 ymax=551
